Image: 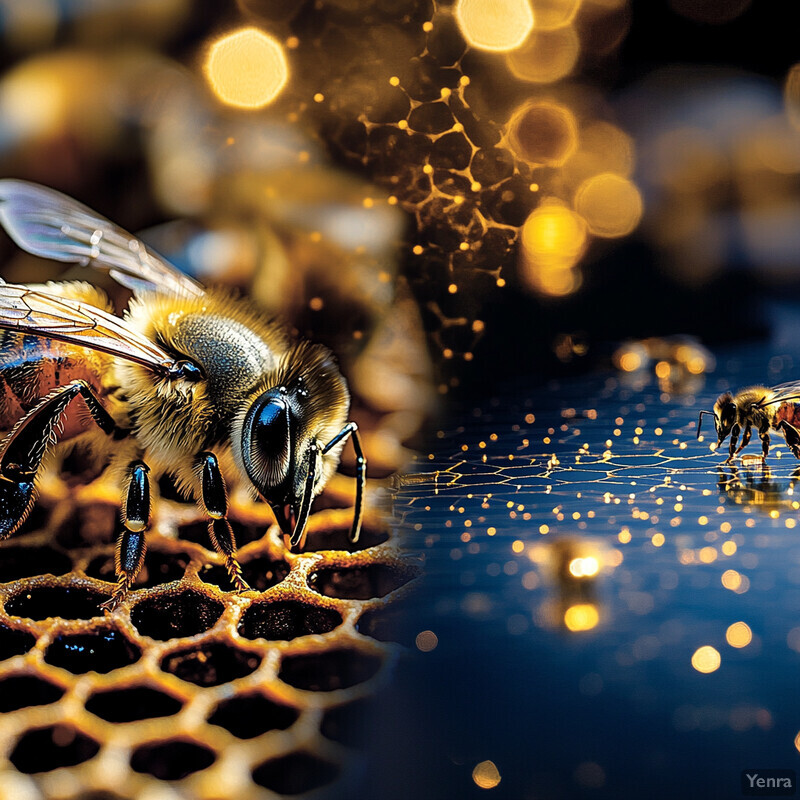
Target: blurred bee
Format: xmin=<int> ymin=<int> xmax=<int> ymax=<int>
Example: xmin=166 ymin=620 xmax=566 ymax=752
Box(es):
xmin=0 ymin=181 xmax=365 ymax=610
xmin=697 ymin=383 xmax=800 ymax=463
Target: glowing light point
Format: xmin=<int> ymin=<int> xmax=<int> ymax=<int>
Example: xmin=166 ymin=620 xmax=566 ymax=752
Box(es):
xmin=472 ymin=761 xmax=502 ymax=789
xmin=564 ymin=603 xmax=599 ymax=631
xmin=575 ymin=173 xmax=643 ymax=238
xmin=691 ymin=645 xmax=721 ymax=673
xmin=726 ymin=621 xmax=752 ymax=648
xmin=454 ymin=0 xmax=535 ymax=53
xmin=205 ymin=28 xmax=289 ymax=110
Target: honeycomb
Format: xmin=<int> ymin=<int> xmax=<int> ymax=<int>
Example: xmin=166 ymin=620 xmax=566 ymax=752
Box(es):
xmin=0 ymin=471 xmax=420 ymax=798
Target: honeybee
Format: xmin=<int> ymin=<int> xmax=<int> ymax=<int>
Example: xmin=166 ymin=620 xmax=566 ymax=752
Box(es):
xmin=0 ymin=180 xmax=365 ymax=611
xmin=697 ymin=383 xmax=800 ymax=463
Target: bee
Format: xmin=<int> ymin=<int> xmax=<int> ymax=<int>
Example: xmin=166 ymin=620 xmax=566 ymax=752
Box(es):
xmin=697 ymin=383 xmax=800 ymax=463
xmin=0 ymin=180 xmax=365 ymax=611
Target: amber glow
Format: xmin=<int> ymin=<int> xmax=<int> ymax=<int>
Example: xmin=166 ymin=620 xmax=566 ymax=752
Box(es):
xmin=726 ymin=622 xmax=752 ymax=648
xmin=506 ymin=26 xmax=579 ymax=84
xmin=416 ymin=630 xmax=439 ymax=651
xmin=786 ymin=64 xmax=800 ymax=131
xmin=691 ymin=645 xmax=721 ymax=673
xmin=454 ymin=0 xmax=535 ymax=52
xmin=508 ymin=101 xmax=578 ymax=167
xmin=531 ymin=0 xmax=582 ymax=29
xmin=568 ymin=556 xmax=599 ymax=577
xmin=472 ymin=760 xmax=502 ymax=789
xmin=574 ymin=173 xmax=643 ymax=237
xmin=205 ymin=28 xmax=289 ymax=109
xmin=564 ymin=603 xmax=600 ymax=631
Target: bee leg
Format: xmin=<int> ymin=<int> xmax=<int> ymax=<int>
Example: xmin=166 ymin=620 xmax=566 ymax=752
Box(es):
xmin=778 ymin=420 xmax=800 ymax=459
xmin=199 ymin=452 xmax=250 ymax=593
xmin=734 ymin=423 xmax=752 ymax=454
xmin=0 ymin=380 xmax=118 ymax=539
xmin=101 ymin=461 xmax=150 ymax=613
xmin=725 ymin=424 xmax=741 ymax=464
xmin=322 ymin=422 xmax=366 ymax=543
xmin=759 ymin=428 xmax=771 ymax=458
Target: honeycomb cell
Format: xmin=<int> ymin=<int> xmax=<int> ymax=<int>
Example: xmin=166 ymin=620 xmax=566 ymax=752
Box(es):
xmin=0 ymin=623 xmax=36 ymax=659
xmin=407 ymin=101 xmax=456 ymax=134
xmin=5 ymin=585 xmax=111 ymax=620
xmin=0 ymin=545 xmax=72 ymax=583
xmin=130 ymin=589 xmax=224 ymax=641
xmin=321 ymin=698 xmax=376 ymax=747
xmin=160 ymin=642 xmax=261 ymax=687
xmin=85 ymin=686 xmax=183 ymax=723
xmin=199 ymin=555 xmax=289 ymax=592
xmin=429 ymin=131 xmax=474 ymax=171
xmin=86 ymin=548 xmax=191 ymax=588
xmin=470 ymin=147 xmax=516 ymax=186
xmin=9 ymin=725 xmax=100 ymax=773
xmin=301 ymin=525 xmax=389 ymax=552
xmin=426 ymin=13 xmax=469 ymax=66
xmin=356 ymin=605 xmax=414 ymax=646
xmin=482 ymin=175 xmax=539 ymax=227
xmin=207 ymin=692 xmax=299 ymax=738
xmin=45 ymin=628 xmax=141 ymax=674
xmin=238 ymin=600 xmax=342 ymax=641
xmin=432 ymin=169 xmax=473 ymax=197
xmin=405 ymin=57 xmax=462 ymax=102
xmin=309 ymin=564 xmax=416 ymax=599
xmin=0 ymin=675 xmax=64 ymax=712
xmin=130 ymin=739 xmax=215 ymax=781
xmin=279 ymin=648 xmax=383 ymax=691
xmin=252 ymin=751 xmax=340 ymax=795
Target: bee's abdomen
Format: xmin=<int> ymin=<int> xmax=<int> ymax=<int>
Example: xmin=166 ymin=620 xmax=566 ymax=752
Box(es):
xmin=0 ymin=333 xmax=105 ymax=433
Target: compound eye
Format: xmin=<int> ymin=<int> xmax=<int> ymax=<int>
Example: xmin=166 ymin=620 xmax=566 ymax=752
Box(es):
xmin=243 ymin=394 xmax=292 ymax=493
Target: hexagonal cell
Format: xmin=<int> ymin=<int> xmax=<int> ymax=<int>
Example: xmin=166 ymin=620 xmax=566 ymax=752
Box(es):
xmin=85 ymin=685 xmax=183 ymax=723
xmin=86 ymin=548 xmax=191 ymax=588
xmin=160 ymin=642 xmax=261 ymax=687
xmin=5 ymin=585 xmax=111 ymax=620
xmin=9 ymin=725 xmax=100 ymax=773
xmin=130 ymin=739 xmax=215 ymax=781
xmin=238 ymin=600 xmax=342 ymax=641
xmin=0 ymin=622 xmax=36 ymax=660
xmin=0 ymin=545 xmax=72 ymax=583
xmin=207 ymin=692 xmax=298 ymax=739
xmin=321 ymin=698 xmax=377 ymax=747
xmin=130 ymin=589 xmax=224 ymax=641
xmin=301 ymin=525 xmax=389 ymax=553
xmin=252 ymin=751 xmax=339 ymax=795
xmin=0 ymin=674 xmax=64 ymax=712
xmin=199 ymin=555 xmax=289 ymax=592
xmin=279 ymin=648 xmax=383 ymax=692
xmin=309 ymin=564 xmax=417 ymax=600
xmin=44 ymin=628 xmax=141 ymax=674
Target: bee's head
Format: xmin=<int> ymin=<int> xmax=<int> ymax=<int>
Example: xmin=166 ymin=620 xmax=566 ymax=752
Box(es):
xmin=698 ymin=392 xmax=737 ymax=446
xmin=236 ymin=343 xmax=349 ymax=546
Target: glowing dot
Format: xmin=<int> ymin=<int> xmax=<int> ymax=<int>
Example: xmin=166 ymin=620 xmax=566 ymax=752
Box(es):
xmin=506 ymin=25 xmax=579 ymax=84
xmin=423 ymin=20 xmax=434 ymax=32
xmin=564 ymin=604 xmax=599 ymax=631
xmin=472 ymin=761 xmax=502 ymax=789
xmin=574 ymin=173 xmax=643 ymax=238
xmin=618 ymin=529 xmax=631 ymax=543
xmin=286 ymin=36 xmax=299 ymax=49
xmin=496 ymin=277 xmax=506 ymax=287
xmin=721 ymin=540 xmax=737 ymax=556
xmin=454 ymin=0 xmax=534 ymax=52
xmin=313 ymin=92 xmax=324 ymax=103
xmin=205 ymin=28 xmax=289 ymax=110
xmin=415 ymin=630 xmax=439 ymax=651
xmin=539 ymin=524 xmax=549 ymax=534
xmin=473 ymin=320 xmax=485 ymax=332
xmin=448 ymin=283 xmax=458 ymax=293
xmin=699 ymin=546 xmax=717 ymax=563
xmin=652 ymin=533 xmax=665 ymax=547
xmin=413 ymin=245 xmax=424 ymax=255
xmin=508 ymin=101 xmax=578 ymax=167
xmin=443 ymin=348 xmax=454 ymax=359
xmin=309 ymin=297 xmax=324 ymax=311
xmin=654 ymin=360 xmax=671 ymax=379
xmin=569 ymin=557 xmax=599 ymax=577
xmin=441 ymin=87 xmax=452 ymax=99
xmin=389 ymin=75 xmax=401 ymax=86
xmin=618 ymin=352 xmax=642 ymax=372
xmin=512 ymin=540 xmax=524 ymax=553
xmin=691 ymin=645 xmax=721 ymax=673
xmin=423 ymin=164 xmax=434 ymax=174
xmin=726 ymin=622 xmax=752 ymax=649
xmin=397 ymin=119 xmax=409 ymax=130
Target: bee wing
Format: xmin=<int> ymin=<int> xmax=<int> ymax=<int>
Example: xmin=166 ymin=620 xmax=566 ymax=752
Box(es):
xmin=0 ymin=180 xmax=205 ymax=299
xmin=0 ymin=283 xmax=177 ymax=373
xmin=761 ymin=381 xmax=800 ymax=407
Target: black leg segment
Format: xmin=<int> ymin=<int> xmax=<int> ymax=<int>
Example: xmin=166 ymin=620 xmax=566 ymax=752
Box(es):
xmin=322 ymin=422 xmax=366 ymax=544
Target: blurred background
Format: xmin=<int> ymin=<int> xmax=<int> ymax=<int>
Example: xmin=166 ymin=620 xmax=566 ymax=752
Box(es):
xmin=3 ymin=1 xmax=800 ymax=799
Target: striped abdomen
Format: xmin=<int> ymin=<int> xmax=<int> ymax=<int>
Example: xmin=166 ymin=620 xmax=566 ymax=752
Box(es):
xmin=775 ymin=401 xmax=800 ymax=430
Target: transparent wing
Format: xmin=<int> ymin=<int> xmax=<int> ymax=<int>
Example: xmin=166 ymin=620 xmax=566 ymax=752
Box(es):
xmin=760 ymin=381 xmax=800 ymax=408
xmin=0 ymin=180 xmax=205 ymax=298
xmin=0 ymin=283 xmax=177 ymax=373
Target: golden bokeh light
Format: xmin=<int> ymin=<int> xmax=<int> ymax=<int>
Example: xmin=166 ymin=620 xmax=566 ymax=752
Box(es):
xmin=785 ymin=64 xmax=800 ymax=131
xmin=454 ymin=0 xmax=535 ymax=52
xmin=568 ymin=556 xmax=600 ymax=577
xmin=795 ymin=731 xmax=800 ymax=754
xmin=564 ymin=603 xmax=600 ymax=631
xmin=508 ymin=101 xmax=578 ymax=166
xmin=204 ymin=27 xmax=289 ymax=109
xmin=472 ymin=760 xmax=502 ymax=789
xmin=506 ymin=26 xmax=580 ymax=84
xmin=726 ymin=622 xmax=752 ymax=648
xmin=691 ymin=645 xmax=721 ymax=674
xmin=574 ymin=173 xmax=643 ymax=237
xmin=415 ymin=630 xmax=439 ymax=652
xmin=531 ymin=0 xmax=582 ymax=29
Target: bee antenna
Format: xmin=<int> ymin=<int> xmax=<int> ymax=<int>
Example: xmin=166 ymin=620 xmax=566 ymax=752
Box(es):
xmin=290 ymin=443 xmax=318 ymax=548
xmin=697 ymin=410 xmax=717 ymax=440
